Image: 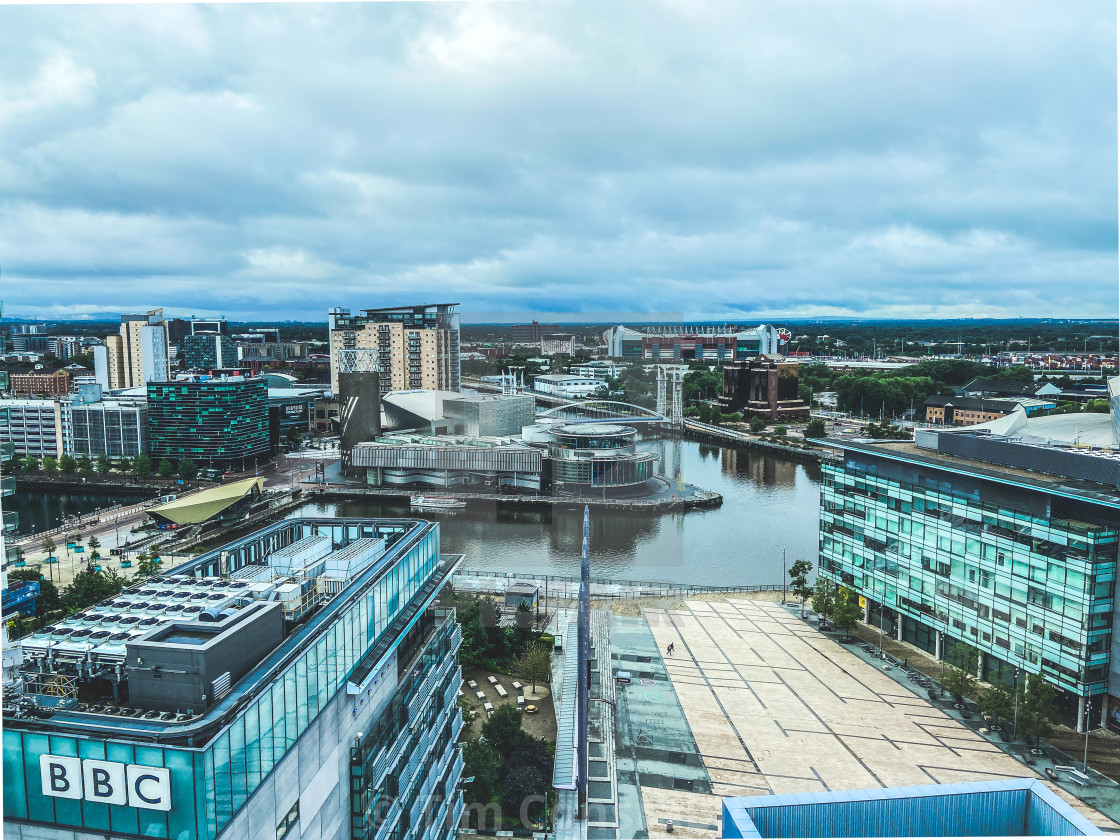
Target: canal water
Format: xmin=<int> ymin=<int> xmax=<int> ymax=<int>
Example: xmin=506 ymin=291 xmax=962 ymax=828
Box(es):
xmin=7 ymin=490 xmax=153 ymax=537
xmin=293 ymin=437 xmax=822 ymax=588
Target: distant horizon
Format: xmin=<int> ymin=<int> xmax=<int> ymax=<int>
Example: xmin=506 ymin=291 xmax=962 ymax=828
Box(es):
xmin=2 ymin=314 xmax=1117 ymax=328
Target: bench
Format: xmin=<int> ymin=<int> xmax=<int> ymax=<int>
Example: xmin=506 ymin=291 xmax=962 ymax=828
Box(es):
xmin=495 ymin=685 xmax=508 ymax=698
xmin=467 ymin=680 xmax=478 ymax=689
xmin=457 ymin=689 xmax=465 ymax=698
xmin=1053 ymin=766 xmax=1090 ymax=787
xmin=512 ymin=681 xmax=522 ymax=691
xmin=487 ymin=676 xmax=499 ymax=685
xmin=517 ymin=696 xmax=525 ymax=707
xmin=483 ymin=702 xmax=494 ymax=714
xmin=475 ymin=691 xmax=487 ymax=701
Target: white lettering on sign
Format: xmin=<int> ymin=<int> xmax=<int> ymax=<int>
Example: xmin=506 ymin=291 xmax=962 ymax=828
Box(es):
xmin=39 ymin=756 xmax=171 ymax=811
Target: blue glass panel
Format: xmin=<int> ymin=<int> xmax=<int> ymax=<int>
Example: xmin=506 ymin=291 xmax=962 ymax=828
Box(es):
xmin=163 ymin=748 xmax=196 ymax=840
xmin=213 ymin=732 xmax=232 ymax=831
xmin=230 ymin=718 xmax=247 ymax=814
xmin=3 ymin=730 xmax=28 ymax=820
xmin=259 ymin=690 xmax=275 ymax=779
xmin=201 ymin=746 xmax=217 ymax=839
xmin=244 ymin=701 xmax=262 ymax=792
xmin=296 ymin=656 xmax=309 ymax=732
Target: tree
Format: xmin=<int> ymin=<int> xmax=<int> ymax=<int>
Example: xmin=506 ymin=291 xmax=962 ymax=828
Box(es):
xmin=158 ymin=459 xmax=174 ymax=479
xmin=21 ymin=455 xmax=39 ymax=474
xmin=811 ymin=576 xmax=835 ymax=623
xmin=949 ymin=642 xmax=980 ymax=675
xmin=805 ymin=418 xmax=826 ymax=438
xmin=133 ymin=453 xmax=151 ymax=478
xmin=87 ymin=536 xmax=101 ymax=559
xmin=772 ymin=424 xmax=788 ymax=438
xmin=117 ymin=456 xmax=134 ymax=476
xmin=59 ymin=454 xmax=77 ymax=477
xmin=461 ymin=737 xmax=501 ymax=809
xmin=62 ymin=567 xmax=126 ymax=612
xmin=135 ymin=552 xmax=160 ymax=579
xmin=788 ymin=559 xmax=813 ymax=616
xmin=42 ymin=456 xmax=59 ymax=478
xmin=942 ymin=664 xmax=977 ymax=702
xmin=77 ymin=456 xmax=93 ymax=477
xmin=481 ymin=704 xmax=526 ymax=755
xmin=285 ymin=426 xmax=302 ymax=450
xmin=748 ymin=416 xmax=766 ymax=434
xmin=41 ymin=536 xmax=56 ymax=560
xmin=502 ymin=765 xmax=547 ymax=823
xmin=178 ymin=458 xmax=199 ymax=481
xmin=1018 ymin=674 xmax=1059 ymax=745
xmin=832 ymin=588 xmax=862 ymax=639
xmin=979 ymin=684 xmax=1014 ymax=725
xmin=514 ymin=645 xmax=551 ymax=693
xmin=95 ymin=454 xmax=112 ymax=475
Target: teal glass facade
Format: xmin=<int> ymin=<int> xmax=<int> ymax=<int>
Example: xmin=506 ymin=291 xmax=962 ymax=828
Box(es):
xmin=819 ymin=448 xmax=1118 ymax=699
xmin=147 ymin=379 xmax=270 ymax=470
xmin=3 ymin=518 xmax=462 ymax=840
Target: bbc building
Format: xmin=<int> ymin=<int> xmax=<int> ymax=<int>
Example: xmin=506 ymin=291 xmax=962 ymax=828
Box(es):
xmin=3 ymin=517 xmax=465 ymax=840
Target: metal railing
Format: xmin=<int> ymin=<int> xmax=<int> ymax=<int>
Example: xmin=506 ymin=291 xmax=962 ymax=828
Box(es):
xmin=452 ymin=568 xmax=783 ymax=598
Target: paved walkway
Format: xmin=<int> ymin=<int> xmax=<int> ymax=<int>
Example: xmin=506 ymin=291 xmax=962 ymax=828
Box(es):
xmin=844 ymin=618 xmax=1120 ymax=785
xmin=637 ymin=599 xmax=1117 ymax=836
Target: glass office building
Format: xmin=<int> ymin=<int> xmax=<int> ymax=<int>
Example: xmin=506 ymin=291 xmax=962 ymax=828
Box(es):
xmin=147 ymin=378 xmax=270 ymax=470
xmin=819 ymin=440 xmax=1118 ymax=729
xmin=3 ymin=517 xmax=465 ymax=840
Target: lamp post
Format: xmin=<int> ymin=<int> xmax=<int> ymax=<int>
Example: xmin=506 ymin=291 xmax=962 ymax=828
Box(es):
xmin=1083 ymin=697 xmax=1092 ymax=774
xmin=878 ymin=600 xmax=884 ymax=657
xmin=1012 ymin=666 xmax=1020 ymax=740
xmin=936 ymin=636 xmax=945 ymax=698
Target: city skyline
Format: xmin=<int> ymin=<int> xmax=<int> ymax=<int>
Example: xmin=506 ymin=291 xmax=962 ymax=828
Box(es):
xmin=1 ymin=1 xmax=1116 ymax=323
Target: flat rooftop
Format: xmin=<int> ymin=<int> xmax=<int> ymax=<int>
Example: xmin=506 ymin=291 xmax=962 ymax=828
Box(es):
xmin=827 ymin=439 xmax=1120 ymax=509
xmin=5 ymin=517 xmax=454 ymax=746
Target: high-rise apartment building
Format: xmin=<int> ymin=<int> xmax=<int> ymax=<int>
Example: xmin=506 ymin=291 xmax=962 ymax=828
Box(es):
xmin=328 ymin=304 xmax=460 ymax=395
xmin=180 ymin=334 xmax=237 ymax=370
xmin=817 ymin=394 xmax=1120 ymax=732
xmin=3 ymin=516 xmax=465 ymax=840
xmin=97 ymin=310 xmax=171 ymax=389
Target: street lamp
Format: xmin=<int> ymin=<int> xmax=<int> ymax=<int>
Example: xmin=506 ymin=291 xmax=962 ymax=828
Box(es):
xmin=939 ymin=632 xmax=946 ymax=697
xmin=1011 ymin=666 xmax=1021 ymax=740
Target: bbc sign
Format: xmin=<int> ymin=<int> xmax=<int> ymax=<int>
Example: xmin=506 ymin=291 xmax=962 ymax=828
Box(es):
xmin=40 ymin=755 xmax=171 ymax=811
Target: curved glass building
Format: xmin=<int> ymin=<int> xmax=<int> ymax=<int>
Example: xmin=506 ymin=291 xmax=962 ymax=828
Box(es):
xmin=545 ymin=423 xmax=658 ymax=495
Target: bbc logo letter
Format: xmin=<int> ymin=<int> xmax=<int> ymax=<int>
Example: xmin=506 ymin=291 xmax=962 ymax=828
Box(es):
xmin=40 ymin=755 xmax=171 ymax=811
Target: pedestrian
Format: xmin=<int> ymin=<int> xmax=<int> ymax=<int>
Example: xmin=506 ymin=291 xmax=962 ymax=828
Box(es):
xmin=667 ymin=642 xmax=675 ymax=656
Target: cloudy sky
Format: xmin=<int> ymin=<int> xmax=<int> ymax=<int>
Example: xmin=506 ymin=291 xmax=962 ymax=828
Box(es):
xmin=0 ymin=1 xmax=1115 ymax=323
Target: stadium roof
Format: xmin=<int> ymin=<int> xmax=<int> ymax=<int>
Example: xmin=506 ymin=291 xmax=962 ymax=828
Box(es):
xmin=148 ymin=477 xmax=264 ymax=526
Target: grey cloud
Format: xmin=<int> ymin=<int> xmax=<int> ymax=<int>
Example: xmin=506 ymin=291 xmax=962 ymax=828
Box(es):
xmin=0 ymin=0 xmax=1114 ymax=322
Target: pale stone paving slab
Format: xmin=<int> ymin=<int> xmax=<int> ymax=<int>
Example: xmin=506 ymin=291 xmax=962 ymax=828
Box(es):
xmin=640 ymin=599 xmax=1118 ymax=833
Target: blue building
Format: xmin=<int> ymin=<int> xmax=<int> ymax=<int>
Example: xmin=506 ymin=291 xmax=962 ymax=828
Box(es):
xmin=722 ymin=779 xmax=1103 ymax=838
xmin=3 ymin=517 xmax=465 ymax=840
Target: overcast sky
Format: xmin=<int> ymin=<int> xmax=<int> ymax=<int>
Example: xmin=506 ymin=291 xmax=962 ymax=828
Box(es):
xmin=1 ymin=1 xmax=1115 ymax=323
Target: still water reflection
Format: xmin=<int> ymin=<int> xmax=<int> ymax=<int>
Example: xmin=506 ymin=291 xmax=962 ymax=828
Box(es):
xmin=295 ymin=437 xmax=821 ymax=587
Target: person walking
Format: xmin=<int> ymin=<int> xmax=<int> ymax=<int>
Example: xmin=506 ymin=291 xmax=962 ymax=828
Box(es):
xmin=667 ymin=642 xmax=675 ymax=656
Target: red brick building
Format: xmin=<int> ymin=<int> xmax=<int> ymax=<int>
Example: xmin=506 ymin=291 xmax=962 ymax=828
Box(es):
xmin=10 ymin=369 xmax=71 ymax=397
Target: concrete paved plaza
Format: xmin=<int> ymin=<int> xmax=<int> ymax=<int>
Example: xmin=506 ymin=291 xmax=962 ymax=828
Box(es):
xmin=636 ymin=599 xmax=1115 ymax=836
